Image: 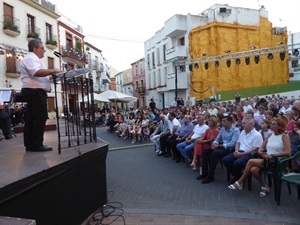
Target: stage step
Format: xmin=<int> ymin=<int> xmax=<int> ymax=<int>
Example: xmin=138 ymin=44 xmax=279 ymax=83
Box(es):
xmin=0 ymin=216 xmax=36 ymax=225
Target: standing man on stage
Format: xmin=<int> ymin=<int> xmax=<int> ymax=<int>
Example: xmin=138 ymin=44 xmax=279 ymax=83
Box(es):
xmin=20 ymin=39 xmax=61 ymax=152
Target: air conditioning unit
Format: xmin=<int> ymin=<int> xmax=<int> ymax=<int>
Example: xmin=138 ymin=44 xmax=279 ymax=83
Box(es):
xmin=219 ymin=7 xmax=232 ymax=15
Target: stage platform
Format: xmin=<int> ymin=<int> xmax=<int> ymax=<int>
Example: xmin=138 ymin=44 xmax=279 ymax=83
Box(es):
xmin=0 ymin=120 xmax=108 ymax=225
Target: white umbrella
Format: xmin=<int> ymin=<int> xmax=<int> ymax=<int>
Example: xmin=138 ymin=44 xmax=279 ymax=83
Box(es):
xmin=98 ymin=90 xmax=137 ymax=103
xmin=83 ymin=93 xmax=110 ymax=103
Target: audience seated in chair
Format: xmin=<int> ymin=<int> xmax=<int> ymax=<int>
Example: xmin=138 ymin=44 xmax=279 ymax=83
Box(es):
xmin=228 ymin=118 xmax=291 ymax=198
xmin=197 ymin=115 xmax=240 ymax=184
xmin=222 ymin=117 xmax=263 ymax=185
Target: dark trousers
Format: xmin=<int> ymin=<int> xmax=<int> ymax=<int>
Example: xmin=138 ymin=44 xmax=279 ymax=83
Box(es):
xmin=202 ymin=147 xmax=229 ymax=178
xmin=166 ymin=134 xmax=178 ymax=156
xmin=21 ymin=88 xmax=48 ymax=149
xmin=159 ymin=133 xmax=170 ymax=154
xmin=169 ymin=137 xmax=184 ymax=159
xmin=222 ymin=152 xmax=252 ymax=180
xmin=0 ymin=110 xmax=12 ymax=138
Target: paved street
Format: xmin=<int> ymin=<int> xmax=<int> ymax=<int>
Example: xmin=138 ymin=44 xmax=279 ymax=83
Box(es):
xmin=94 ymin=126 xmax=300 ymax=225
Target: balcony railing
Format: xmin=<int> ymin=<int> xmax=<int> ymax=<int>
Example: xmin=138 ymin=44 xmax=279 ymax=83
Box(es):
xmin=3 ymin=15 xmax=20 ymax=34
xmin=61 ymin=45 xmax=87 ymax=62
xmin=27 ymin=26 xmax=41 ymax=39
xmin=45 ymin=33 xmax=58 ymax=47
xmin=138 ymin=86 xmax=146 ymax=94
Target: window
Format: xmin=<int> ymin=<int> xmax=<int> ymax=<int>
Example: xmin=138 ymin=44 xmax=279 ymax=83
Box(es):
xmin=135 ymin=81 xmax=138 ymax=90
xmin=47 ymin=57 xmax=54 ymax=69
xmin=179 ymin=37 xmax=185 ymax=46
xmin=27 ymin=14 xmax=35 ymax=33
xmin=292 ymin=60 xmax=299 ymax=68
xmin=163 ymin=44 xmax=166 ymax=62
xmin=152 ymin=52 xmax=155 ymax=67
xmin=141 ymin=80 xmax=144 ymax=87
xmin=66 ymin=33 xmax=72 ymax=49
xmin=3 ymin=3 xmax=13 ymax=23
xmin=156 ymin=47 xmax=160 ymax=65
xmin=46 ymin=23 xmax=52 ymax=41
xmin=147 ymin=54 xmax=150 ymax=69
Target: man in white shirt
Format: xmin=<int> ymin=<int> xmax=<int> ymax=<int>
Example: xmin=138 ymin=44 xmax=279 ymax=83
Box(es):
xmin=222 ymin=117 xmax=263 ymax=184
xmin=243 ymin=100 xmax=253 ymax=113
xmin=177 ymin=114 xmax=208 ymax=161
xmin=158 ymin=112 xmax=181 ymax=157
xmin=20 ymin=39 xmax=61 ymax=152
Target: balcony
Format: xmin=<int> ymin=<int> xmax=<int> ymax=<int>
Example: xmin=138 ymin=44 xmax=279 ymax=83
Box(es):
xmin=97 ymin=62 xmax=104 ymax=72
xmin=138 ymin=86 xmax=146 ymax=94
xmin=27 ymin=27 xmax=41 ymax=41
xmin=164 ymin=14 xmax=187 ymax=37
xmin=61 ymin=45 xmax=87 ymax=66
xmin=3 ymin=16 xmax=20 ymax=37
xmin=45 ymin=34 xmax=58 ymax=50
xmin=165 ymin=45 xmax=188 ymax=62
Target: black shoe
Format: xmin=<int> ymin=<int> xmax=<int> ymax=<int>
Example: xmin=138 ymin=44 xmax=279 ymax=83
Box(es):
xmin=0 ymin=137 xmax=4 ymax=142
xmin=164 ymin=154 xmax=171 ymax=158
xmin=201 ymin=176 xmax=214 ymax=184
xmin=175 ymin=159 xmax=181 ymax=163
xmin=31 ymin=145 xmax=53 ymax=152
xmin=196 ymin=174 xmax=207 ymax=180
xmin=5 ymin=135 xmax=13 ymax=140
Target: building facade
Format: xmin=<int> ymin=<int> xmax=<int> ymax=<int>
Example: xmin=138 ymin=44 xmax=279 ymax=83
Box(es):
xmin=131 ymin=58 xmax=146 ymax=108
xmin=144 ymin=4 xmax=289 ymax=106
xmin=1 ymin=0 xmax=62 ymax=118
xmin=288 ymin=32 xmax=300 ymax=80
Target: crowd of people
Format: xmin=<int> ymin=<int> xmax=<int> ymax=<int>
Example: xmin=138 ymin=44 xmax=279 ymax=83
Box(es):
xmin=104 ymin=93 xmax=300 ymax=197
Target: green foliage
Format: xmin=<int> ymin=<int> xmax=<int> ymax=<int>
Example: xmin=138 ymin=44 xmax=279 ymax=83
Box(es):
xmin=46 ymin=39 xmax=57 ymax=46
xmin=203 ymin=81 xmax=300 ymax=102
xmin=3 ymin=20 xmax=19 ymax=32
xmin=75 ymin=40 xmax=82 ymax=51
xmin=27 ymin=31 xmax=39 ymax=39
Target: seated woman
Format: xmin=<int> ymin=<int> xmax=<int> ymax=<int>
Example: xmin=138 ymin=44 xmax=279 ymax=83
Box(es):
xmin=289 ymin=121 xmax=300 ymax=155
xmin=141 ymin=113 xmax=150 ymax=139
xmin=131 ymin=113 xmax=142 ymax=144
xmin=228 ymin=118 xmax=291 ymax=197
xmin=191 ymin=116 xmax=219 ymax=171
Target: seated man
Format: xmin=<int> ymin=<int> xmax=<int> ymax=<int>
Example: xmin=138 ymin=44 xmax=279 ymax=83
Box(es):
xmin=222 ymin=117 xmax=263 ymax=184
xmin=197 ymin=115 xmax=240 ymax=184
xmin=0 ymin=97 xmax=13 ymax=140
xmin=150 ymin=114 xmax=169 ymax=152
xmin=176 ymin=114 xmax=208 ymax=163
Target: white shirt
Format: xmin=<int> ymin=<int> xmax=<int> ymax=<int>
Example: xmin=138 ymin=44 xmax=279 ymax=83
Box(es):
xmin=238 ymin=128 xmax=263 ymax=153
xmin=168 ymin=118 xmax=181 ymax=135
xmin=243 ymin=105 xmax=253 ymax=113
xmin=20 ymin=52 xmax=51 ymax=91
xmin=191 ymin=123 xmax=208 ymax=140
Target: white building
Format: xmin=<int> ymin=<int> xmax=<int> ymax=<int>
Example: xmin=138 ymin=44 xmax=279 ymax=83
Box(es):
xmin=0 ymin=0 xmax=62 ymax=117
xmin=144 ymin=13 xmax=204 ymax=109
xmin=288 ymin=32 xmax=300 ymax=80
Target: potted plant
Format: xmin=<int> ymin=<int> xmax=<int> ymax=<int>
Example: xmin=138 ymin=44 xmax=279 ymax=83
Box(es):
xmin=46 ymin=39 xmax=58 ymax=49
xmin=27 ymin=31 xmax=39 ymax=39
xmin=75 ymin=40 xmax=82 ymax=52
xmin=3 ymin=21 xmax=20 ymax=36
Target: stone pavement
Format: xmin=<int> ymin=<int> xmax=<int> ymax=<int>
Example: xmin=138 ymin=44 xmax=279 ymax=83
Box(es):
xmin=94 ymin=127 xmax=300 ymax=225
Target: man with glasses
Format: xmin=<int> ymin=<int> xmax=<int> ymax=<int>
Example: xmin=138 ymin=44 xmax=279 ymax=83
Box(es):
xmin=197 ymin=115 xmax=240 ymax=184
xmin=20 ymin=39 xmax=61 ymax=152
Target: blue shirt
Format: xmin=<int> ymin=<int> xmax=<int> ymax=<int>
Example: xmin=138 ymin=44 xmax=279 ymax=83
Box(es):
xmin=178 ymin=122 xmax=194 ymax=139
xmin=213 ymin=125 xmax=240 ymax=149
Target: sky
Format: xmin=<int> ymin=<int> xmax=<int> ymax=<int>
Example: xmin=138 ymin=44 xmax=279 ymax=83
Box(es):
xmin=49 ymin=0 xmax=300 ymax=72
